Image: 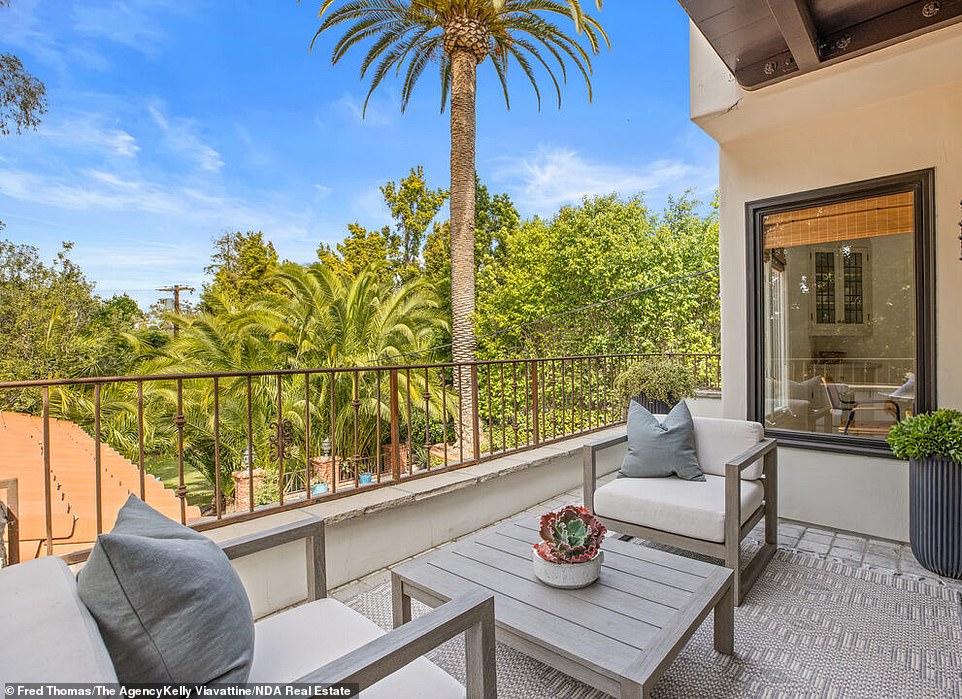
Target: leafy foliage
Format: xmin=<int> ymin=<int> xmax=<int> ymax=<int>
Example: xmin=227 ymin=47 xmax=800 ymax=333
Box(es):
xmin=318 ymin=223 xmax=396 ymax=285
xmin=0 ymin=53 xmax=46 ymax=135
xmin=312 ymin=0 xmax=608 ymax=114
xmin=381 ymin=165 xmax=448 ymax=272
xmin=887 ymin=409 xmax=962 ymax=463
xmin=476 ymin=193 xmax=720 ymax=358
xmin=0 ymin=241 xmax=150 ymax=410
xmin=535 ymin=504 xmax=606 ymax=564
xmin=201 ymin=231 xmax=282 ymax=310
xmin=614 ymin=355 xmax=697 ymax=406
xmin=146 ymin=265 xmax=453 ymax=494
xmin=319 ymin=167 xmax=448 ymax=285
xmin=0 ymin=1 xmax=46 ymax=139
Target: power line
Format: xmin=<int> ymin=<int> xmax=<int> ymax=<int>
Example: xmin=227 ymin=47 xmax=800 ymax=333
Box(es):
xmin=157 ymin=284 xmax=195 ymax=337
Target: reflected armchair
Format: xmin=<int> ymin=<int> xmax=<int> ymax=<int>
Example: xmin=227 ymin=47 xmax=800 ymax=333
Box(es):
xmin=821 ymin=378 xmax=899 ymax=435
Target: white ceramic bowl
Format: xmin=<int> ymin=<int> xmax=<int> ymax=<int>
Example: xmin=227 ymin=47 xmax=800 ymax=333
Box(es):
xmin=531 ymin=547 xmax=603 ymax=589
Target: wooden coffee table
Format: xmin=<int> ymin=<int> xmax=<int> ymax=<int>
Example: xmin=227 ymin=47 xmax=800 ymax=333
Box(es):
xmin=391 ymin=516 xmax=734 ymax=699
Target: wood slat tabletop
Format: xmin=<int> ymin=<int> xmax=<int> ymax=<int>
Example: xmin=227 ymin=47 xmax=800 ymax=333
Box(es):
xmin=391 ymin=515 xmax=734 ymax=698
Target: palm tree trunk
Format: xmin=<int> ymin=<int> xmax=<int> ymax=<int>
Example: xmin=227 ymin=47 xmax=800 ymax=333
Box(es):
xmin=449 ymin=48 xmax=478 ymax=455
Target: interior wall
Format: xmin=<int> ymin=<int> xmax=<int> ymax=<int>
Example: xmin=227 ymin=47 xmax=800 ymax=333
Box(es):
xmin=780 ymin=234 xmax=915 ymax=383
xmin=690 ymin=25 xmax=962 ymax=540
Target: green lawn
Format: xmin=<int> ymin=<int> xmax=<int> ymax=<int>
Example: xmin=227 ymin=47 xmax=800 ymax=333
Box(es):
xmin=146 ymin=455 xmax=215 ymax=510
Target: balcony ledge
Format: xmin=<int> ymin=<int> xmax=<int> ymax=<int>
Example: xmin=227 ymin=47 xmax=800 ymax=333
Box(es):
xmin=204 ymin=427 xmax=628 ymax=617
xmin=307 ymin=433 xmax=622 ymax=526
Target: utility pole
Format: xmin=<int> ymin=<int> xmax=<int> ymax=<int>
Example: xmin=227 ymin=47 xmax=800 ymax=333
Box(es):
xmin=157 ymin=284 xmax=195 ymax=337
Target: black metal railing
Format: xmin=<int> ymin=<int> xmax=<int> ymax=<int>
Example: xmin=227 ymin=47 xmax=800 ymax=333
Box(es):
xmin=0 ymin=352 xmax=720 ymax=561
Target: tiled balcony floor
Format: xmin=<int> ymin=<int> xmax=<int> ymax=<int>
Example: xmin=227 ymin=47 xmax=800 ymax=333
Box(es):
xmin=333 ymin=476 xmax=962 ymax=697
xmin=333 ymin=475 xmax=962 ymax=599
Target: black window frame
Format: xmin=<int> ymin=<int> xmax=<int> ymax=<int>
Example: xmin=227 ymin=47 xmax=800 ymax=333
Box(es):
xmin=746 ymin=169 xmax=936 ymax=457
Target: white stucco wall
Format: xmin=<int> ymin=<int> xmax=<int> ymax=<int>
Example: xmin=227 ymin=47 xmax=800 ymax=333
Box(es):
xmin=689 ymin=23 xmax=962 ymax=541
xmin=204 ymin=398 xmax=728 ymax=617
xmin=203 ymin=431 xmax=629 ymax=618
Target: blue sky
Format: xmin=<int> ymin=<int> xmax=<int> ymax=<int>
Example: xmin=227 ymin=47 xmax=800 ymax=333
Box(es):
xmin=0 ymin=1 xmax=718 ymax=309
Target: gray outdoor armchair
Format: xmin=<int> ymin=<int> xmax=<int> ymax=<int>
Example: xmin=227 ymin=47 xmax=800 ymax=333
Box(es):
xmin=0 ymin=516 xmax=497 ymax=698
xmin=583 ymin=416 xmax=778 ymax=605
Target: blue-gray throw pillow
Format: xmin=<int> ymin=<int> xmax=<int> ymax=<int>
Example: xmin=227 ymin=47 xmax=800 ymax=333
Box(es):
xmin=77 ymin=496 xmax=255 ymax=684
xmin=620 ymin=400 xmax=705 ymax=481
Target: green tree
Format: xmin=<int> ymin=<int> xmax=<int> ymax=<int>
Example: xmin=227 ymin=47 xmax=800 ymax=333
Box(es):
xmin=317 ymin=222 xmax=396 ymax=284
xmin=311 ymin=0 xmax=607 ymax=450
xmin=201 ymin=231 xmax=281 ymax=310
xmin=475 ymin=193 xmax=719 ymax=358
xmin=0 ymin=241 xmax=98 ymax=392
xmin=381 ymin=165 xmax=448 ymax=273
xmin=145 ymin=265 xmax=452 ymax=502
xmin=319 ymin=167 xmax=448 ymax=284
xmin=0 ymin=242 xmax=153 ymax=421
xmin=0 ymin=2 xmax=47 ymax=137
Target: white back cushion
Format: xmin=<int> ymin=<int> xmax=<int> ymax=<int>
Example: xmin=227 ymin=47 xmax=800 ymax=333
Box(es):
xmin=692 ymin=417 xmax=765 ymax=480
xmin=0 ymin=557 xmax=118 ymax=684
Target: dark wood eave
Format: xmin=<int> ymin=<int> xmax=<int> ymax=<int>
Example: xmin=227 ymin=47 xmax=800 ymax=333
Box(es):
xmin=678 ymin=0 xmax=962 ymax=90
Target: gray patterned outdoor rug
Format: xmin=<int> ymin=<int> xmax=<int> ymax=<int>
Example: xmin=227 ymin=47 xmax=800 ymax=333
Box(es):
xmin=345 ymin=549 xmax=962 ymax=698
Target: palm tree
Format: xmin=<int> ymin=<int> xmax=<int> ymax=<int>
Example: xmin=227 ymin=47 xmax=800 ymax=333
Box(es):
xmin=143 ymin=266 xmax=452 ymax=505
xmin=261 ymin=264 xmax=454 ymax=472
xmin=311 ymin=0 xmax=608 ymax=450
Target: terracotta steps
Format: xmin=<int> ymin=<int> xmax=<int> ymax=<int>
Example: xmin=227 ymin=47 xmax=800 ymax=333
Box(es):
xmin=0 ymin=411 xmax=202 ymax=560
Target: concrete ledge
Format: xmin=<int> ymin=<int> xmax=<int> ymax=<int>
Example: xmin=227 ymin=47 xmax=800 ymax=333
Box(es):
xmin=207 ymin=427 xmax=627 ymax=617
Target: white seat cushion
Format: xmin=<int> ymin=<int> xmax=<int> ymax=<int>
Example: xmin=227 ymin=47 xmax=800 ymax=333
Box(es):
xmin=249 ymin=598 xmax=464 ymax=698
xmin=0 ymin=557 xmax=118 ymax=684
xmin=594 ymin=474 xmax=765 ymax=544
xmin=692 ymin=417 xmax=765 ymax=480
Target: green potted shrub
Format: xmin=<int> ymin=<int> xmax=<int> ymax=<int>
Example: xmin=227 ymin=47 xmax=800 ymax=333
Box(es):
xmin=887 ymin=409 xmax=962 ymax=579
xmin=614 ymin=356 xmax=696 ymax=415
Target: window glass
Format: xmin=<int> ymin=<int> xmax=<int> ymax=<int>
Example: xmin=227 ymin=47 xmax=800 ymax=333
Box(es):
xmin=761 ymin=192 xmax=916 ymax=440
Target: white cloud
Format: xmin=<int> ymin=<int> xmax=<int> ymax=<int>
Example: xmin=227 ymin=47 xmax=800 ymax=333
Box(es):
xmin=0 ymin=168 xmax=183 ymax=215
xmin=333 ymin=93 xmax=395 ymax=127
xmin=0 ymin=161 xmax=325 ymax=309
xmin=0 ymin=166 xmax=317 ymax=243
xmin=71 ymin=0 xmax=186 ymax=56
xmin=148 ymin=103 xmax=224 ymax=173
xmin=1 ymin=0 xmax=68 ymax=71
xmin=41 ymin=113 xmax=140 ymax=158
xmin=491 ymin=146 xmax=716 ymax=213
xmin=349 ymin=184 xmax=392 ymax=226
xmin=314 ymin=184 xmax=333 ymax=198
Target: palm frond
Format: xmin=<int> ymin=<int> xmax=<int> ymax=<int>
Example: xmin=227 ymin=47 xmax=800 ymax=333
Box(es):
xmin=310 ymin=0 xmax=607 ymax=115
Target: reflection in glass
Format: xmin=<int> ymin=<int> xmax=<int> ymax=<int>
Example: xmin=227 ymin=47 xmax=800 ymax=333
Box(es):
xmin=762 ymin=192 xmax=916 ymax=440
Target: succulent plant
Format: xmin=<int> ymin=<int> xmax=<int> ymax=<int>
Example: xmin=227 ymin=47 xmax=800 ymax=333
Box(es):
xmin=534 ymin=505 xmax=607 ymax=564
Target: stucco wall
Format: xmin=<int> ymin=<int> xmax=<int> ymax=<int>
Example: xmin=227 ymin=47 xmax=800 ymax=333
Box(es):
xmin=689 ymin=23 xmax=962 ymax=541
xmin=206 ymin=398 xmax=727 ymax=617
xmin=205 ymin=430 xmax=629 ymax=618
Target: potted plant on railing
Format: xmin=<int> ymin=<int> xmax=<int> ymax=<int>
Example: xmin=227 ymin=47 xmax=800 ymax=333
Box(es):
xmin=887 ymin=409 xmax=962 ymax=579
xmin=614 ymin=355 xmax=696 ymax=415
xmin=532 ymin=505 xmax=607 ymax=589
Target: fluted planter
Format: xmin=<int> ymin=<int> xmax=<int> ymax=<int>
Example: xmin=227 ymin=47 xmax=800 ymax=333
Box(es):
xmin=627 ymin=394 xmax=676 ymax=420
xmin=909 ymin=457 xmax=962 ymax=579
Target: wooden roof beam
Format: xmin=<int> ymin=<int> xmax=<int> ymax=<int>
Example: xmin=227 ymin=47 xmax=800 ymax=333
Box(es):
xmin=765 ymin=0 xmax=821 ymax=70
